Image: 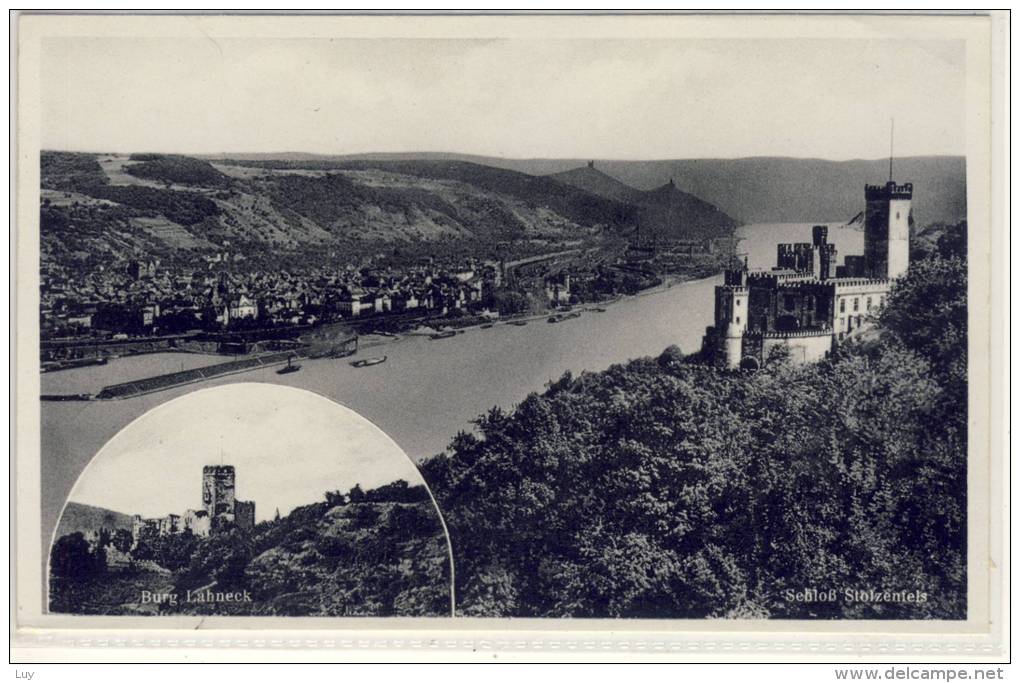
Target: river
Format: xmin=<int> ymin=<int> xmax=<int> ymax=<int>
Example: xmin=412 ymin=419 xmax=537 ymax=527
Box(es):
xmin=39 ymin=222 xmax=863 ymax=549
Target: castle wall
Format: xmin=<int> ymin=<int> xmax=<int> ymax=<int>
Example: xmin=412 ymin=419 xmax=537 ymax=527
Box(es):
xmin=833 ymin=280 xmax=890 ymax=338
xmin=886 ymin=199 xmax=911 ymax=279
xmin=234 ymin=500 xmax=256 ymax=532
xmin=761 ymin=330 xmax=833 ymax=364
xmin=158 ymin=514 xmax=181 ymax=535
xmin=183 ymin=509 xmax=211 ymax=537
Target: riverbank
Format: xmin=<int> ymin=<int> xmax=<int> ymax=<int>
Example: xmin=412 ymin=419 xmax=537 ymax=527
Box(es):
xmin=37 ymin=222 xmax=863 ymax=582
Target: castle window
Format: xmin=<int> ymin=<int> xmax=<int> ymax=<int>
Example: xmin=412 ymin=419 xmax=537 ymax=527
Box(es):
xmin=853 ymin=298 xmax=859 ymax=312
xmin=866 ymin=296 xmax=872 ymax=310
xmin=735 ymin=316 xmax=741 ymax=324
xmin=784 ymin=295 xmax=795 ymax=312
xmin=840 ymin=299 xmax=846 ymax=313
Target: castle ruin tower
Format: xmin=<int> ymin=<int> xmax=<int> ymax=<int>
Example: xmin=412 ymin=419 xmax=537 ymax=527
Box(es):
xmin=202 ymin=465 xmax=236 ymax=517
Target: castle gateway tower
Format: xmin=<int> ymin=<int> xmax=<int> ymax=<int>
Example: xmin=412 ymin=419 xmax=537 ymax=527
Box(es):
xmin=864 ymin=181 xmax=912 ymax=280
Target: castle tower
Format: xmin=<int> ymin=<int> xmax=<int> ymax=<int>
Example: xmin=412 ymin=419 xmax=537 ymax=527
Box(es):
xmin=811 ymin=225 xmax=837 ymax=281
xmin=202 ymin=465 xmax=236 ymax=517
xmin=234 ymin=500 xmax=256 ymax=532
xmin=713 ymin=276 xmax=749 ymax=369
xmin=863 ymin=181 xmax=912 ymax=280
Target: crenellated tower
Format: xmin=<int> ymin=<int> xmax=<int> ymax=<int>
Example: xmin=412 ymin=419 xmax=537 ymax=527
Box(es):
xmin=864 ymin=181 xmax=912 ymax=280
xmin=202 ymin=465 xmax=236 ymax=517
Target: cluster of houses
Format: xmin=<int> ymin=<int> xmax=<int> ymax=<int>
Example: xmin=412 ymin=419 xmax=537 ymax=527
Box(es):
xmin=41 ymin=252 xmax=578 ymax=340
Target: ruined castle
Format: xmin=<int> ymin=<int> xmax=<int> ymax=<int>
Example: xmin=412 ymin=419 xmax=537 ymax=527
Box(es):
xmin=702 ymin=179 xmax=912 ymax=368
xmin=132 ymin=464 xmax=256 ymax=543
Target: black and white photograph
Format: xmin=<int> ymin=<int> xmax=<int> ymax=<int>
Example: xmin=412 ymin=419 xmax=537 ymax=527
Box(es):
xmin=47 ymin=383 xmax=454 ymax=617
xmin=11 ymin=11 xmax=1006 ymax=665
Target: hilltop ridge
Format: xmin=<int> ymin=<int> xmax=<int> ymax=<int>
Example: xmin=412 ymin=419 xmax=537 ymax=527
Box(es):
xmin=548 ymin=162 xmax=644 ymax=204
xmin=203 ymin=152 xmax=965 ymax=226
xmin=549 ymin=162 xmax=741 ymax=242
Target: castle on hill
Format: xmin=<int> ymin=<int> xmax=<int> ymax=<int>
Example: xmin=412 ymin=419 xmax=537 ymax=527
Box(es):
xmin=701 ymin=179 xmax=913 ymax=368
xmin=131 ymin=464 xmax=255 ymax=543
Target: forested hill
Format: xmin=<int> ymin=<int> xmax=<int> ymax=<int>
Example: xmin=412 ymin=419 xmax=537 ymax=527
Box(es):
xmin=211 ymin=152 xmax=965 ymax=226
xmin=421 ymin=222 xmax=968 ymax=619
xmin=549 ymin=165 xmax=741 ymax=241
xmin=56 ymin=502 xmax=133 ymax=538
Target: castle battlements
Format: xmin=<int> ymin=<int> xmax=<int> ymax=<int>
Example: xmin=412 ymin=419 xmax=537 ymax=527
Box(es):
xmin=832 ymin=277 xmax=892 ymax=290
xmin=750 ymin=326 xmax=833 ymax=340
xmin=747 ymin=269 xmax=803 ymax=279
xmin=865 ymin=181 xmax=913 ymax=200
xmin=703 ymin=176 xmax=912 ymax=369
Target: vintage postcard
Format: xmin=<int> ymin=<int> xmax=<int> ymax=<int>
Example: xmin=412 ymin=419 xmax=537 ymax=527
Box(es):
xmin=11 ymin=12 xmax=1007 ymax=661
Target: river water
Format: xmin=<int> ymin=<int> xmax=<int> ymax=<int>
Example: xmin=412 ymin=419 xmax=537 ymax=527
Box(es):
xmin=39 ymin=223 xmax=863 ymax=547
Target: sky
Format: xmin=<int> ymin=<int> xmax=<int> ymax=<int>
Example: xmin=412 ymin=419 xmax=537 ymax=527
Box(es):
xmin=40 ymin=37 xmax=966 ymax=160
xmin=67 ymin=383 xmax=429 ymax=522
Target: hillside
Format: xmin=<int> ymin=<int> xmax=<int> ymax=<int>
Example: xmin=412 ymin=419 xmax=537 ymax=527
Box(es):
xmin=55 ymin=502 xmax=133 ymax=538
xmin=549 ymin=164 xmax=740 ymax=242
xmin=548 ymin=163 xmax=644 ymax=204
xmin=633 ymin=180 xmax=740 ymax=241
xmin=50 ymin=481 xmax=451 ymax=617
xmin=39 ymin=152 xmax=639 ymax=271
xmin=220 ymin=158 xmax=640 ymax=234
xmin=209 ymin=152 xmax=965 ymax=226
xmin=420 ymin=228 xmax=968 ymax=619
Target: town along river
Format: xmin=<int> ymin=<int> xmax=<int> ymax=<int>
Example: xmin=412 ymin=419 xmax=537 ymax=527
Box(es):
xmin=39 ymin=223 xmax=863 ymax=550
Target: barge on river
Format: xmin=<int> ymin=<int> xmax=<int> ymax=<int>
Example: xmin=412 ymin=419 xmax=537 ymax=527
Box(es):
xmin=350 ymin=356 xmax=387 ymax=368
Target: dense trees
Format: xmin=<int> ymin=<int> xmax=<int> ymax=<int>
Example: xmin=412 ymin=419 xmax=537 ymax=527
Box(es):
xmin=85 ymin=185 xmax=221 ymax=226
xmin=125 ymin=154 xmax=230 ymax=187
xmin=421 ymin=237 xmax=968 ymax=619
xmin=50 ymin=532 xmax=102 ymax=578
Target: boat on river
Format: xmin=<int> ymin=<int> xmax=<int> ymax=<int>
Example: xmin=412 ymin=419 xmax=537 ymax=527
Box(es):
xmin=548 ymin=311 xmax=581 ymax=323
xmin=507 ymin=320 xmax=528 ymax=327
xmin=480 ymin=323 xmax=494 ymax=329
xmin=350 ymin=356 xmax=387 ymax=368
xmin=41 ymin=356 xmax=109 ymax=373
xmin=430 ymin=330 xmax=458 ymax=340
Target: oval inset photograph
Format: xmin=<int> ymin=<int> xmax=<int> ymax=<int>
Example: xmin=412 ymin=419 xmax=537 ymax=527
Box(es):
xmin=48 ymin=383 xmax=453 ymax=617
